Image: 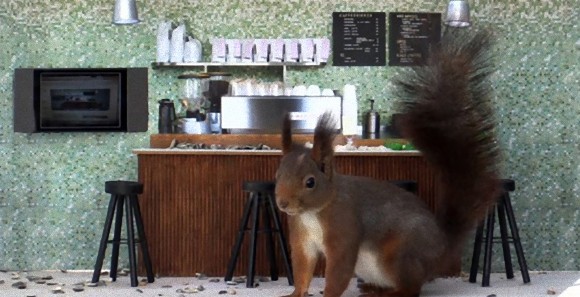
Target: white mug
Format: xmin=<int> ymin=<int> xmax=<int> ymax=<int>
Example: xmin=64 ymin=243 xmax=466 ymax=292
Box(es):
xmin=292 ymin=85 xmax=307 ymax=96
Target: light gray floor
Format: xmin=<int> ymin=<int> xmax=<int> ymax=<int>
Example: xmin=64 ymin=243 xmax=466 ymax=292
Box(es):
xmin=1 ymin=270 xmax=579 ymax=297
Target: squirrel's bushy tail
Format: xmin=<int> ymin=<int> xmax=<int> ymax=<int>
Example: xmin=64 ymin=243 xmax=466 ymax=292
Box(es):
xmin=393 ymin=29 xmax=501 ymax=251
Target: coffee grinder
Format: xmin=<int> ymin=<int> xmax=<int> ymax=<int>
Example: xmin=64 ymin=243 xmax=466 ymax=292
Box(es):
xmin=205 ymin=72 xmax=231 ymax=133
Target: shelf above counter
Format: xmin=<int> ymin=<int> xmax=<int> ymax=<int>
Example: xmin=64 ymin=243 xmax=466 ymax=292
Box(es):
xmin=150 ymin=61 xmax=327 ymax=82
xmin=151 ymin=61 xmax=326 ymax=68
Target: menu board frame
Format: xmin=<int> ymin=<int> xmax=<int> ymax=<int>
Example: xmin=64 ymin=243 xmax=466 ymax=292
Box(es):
xmin=388 ymin=12 xmax=442 ymax=66
xmin=332 ymin=12 xmax=386 ymax=67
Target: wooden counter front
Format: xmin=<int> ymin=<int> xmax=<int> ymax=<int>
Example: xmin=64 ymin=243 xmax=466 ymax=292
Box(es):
xmin=135 ymin=142 xmax=446 ymax=277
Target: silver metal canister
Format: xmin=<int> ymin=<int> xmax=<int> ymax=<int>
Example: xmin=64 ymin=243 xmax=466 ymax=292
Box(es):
xmin=363 ymin=99 xmax=380 ymax=138
xmin=208 ymin=112 xmax=221 ymax=134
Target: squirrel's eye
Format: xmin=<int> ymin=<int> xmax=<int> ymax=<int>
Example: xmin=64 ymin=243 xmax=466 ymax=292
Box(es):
xmin=305 ymin=177 xmax=316 ymax=189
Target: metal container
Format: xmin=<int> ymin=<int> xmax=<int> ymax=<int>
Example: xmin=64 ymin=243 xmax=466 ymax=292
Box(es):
xmin=362 ymin=99 xmax=380 ymax=138
xmin=220 ymin=96 xmax=342 ymax=134
xmin=158 ymin=98 xmax=177 ymax=133
xmin=445 ymin=0 xmax=471 ymax=27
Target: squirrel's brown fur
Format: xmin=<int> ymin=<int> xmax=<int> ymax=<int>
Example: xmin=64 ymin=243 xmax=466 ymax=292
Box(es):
xmin=275 ymin=28 xmax=501 ymax=297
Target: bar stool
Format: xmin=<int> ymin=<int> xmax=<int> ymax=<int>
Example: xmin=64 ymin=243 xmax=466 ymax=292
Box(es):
xmin=390 ymin=180 xmax=418 ymax=194
xmin=469 ymin=179 xmax=530 ymax=287
xmin=225 ymin=181 xmax=293 ymax=288
xmin=91 ymin=180 xmax=154 ymax=287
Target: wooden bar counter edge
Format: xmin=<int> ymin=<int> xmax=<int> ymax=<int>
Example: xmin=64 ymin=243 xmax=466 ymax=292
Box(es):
xmin=134 ymin=133 xmax=419 ymax=156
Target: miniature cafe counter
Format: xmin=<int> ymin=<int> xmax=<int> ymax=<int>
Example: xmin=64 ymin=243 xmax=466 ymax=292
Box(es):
xmin=132 ymin=134 xmax=447 ymax=277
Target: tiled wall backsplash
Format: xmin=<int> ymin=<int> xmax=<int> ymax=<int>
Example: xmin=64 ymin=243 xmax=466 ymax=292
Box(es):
xmin=0 ymin=1 xmax=578 ymax=272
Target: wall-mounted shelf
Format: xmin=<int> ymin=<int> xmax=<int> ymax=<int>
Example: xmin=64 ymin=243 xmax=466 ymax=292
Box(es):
xmin=151 ymin=61 xmax=326 ymax=82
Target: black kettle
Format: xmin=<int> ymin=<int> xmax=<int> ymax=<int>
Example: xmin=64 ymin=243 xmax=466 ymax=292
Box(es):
xmin=158 ymin=99 xmax=177 ymax=134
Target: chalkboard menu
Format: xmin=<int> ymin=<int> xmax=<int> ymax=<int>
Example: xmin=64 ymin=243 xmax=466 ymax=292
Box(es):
xmin=332 ymin=12 xmax=386 ymax=66
xmin=388 ymin=12 xmax=441 ymax=66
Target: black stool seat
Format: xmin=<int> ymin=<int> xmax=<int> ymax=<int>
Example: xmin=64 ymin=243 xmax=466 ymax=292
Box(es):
xmin=92 ymin=180 xmax=154 ymax=287
xmin=501 ymin=179 xmax=515 ymax=192
xmin=226 ymin=181 xmax=293 ymax=288
xmin=243 ymin=181 xmax=276 ymax=192
xmin=469 ymin=178 xmax=530 ymax=287
xmin=390 ymin=180 xmax=418 ymax=194
xmin=105 ymin=180 xmax=143 ymax=195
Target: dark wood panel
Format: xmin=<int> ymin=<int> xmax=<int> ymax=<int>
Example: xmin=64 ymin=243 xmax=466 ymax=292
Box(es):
xmin=137 ymin=153 xmax=444 ymax=277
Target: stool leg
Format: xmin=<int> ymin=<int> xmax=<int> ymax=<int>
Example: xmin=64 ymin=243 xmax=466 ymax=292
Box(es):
xmin=496 ymin=197 xmax=514 ymax=279
xmin=125 ymin=196 xmax=139 ymax=287
xmin=225 ymin=194 xmax=255 ymax=282
xmin=130 ymin=195 xmax=155 ymax=283
xmin=469 ymin=221 xmax=485 ymax=283
xmin=267 ymin=193 xmax=294 ymax=286
xmin=246 ymin=192 xmax=261 ymax=288
xmin=110 ymin=195 xmax=125 ymax=281
xmin=503 ymin=193 xmax=531 ymax=283
xmin=262 ymin=193 xmax=279 ymax=281
xmin=91 ymin=194 xmax=119 ymax=284
xmin=482 ymin=209 xmax=495 ymax=287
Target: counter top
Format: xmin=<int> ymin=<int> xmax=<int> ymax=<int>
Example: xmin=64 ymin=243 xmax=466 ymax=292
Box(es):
xmin=141 ymin=133 xmax=419 ymax=156
xmin=140 ymin=134 xmax=419 ymax=156
xmin=132 ymin=148 xmax=421 ymax=156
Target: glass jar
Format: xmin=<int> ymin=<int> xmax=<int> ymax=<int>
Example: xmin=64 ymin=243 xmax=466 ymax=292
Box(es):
xmin=177 ymin=73 xmax=210 ymax=117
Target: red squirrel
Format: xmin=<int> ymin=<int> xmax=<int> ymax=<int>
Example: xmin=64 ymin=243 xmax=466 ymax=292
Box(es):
xmin=274 ymin=29 xmax=501 ymax=297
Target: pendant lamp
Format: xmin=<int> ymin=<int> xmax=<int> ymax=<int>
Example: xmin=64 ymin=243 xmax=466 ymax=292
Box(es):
xmin=113 ymin=0 xmax=140 ymax=25
xmin=445 ymin=0 xmax=470 ymax=27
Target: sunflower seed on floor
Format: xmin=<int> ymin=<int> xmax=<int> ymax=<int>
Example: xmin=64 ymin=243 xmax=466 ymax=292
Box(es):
xmin=11 ymin=281 xmax=27 ymax=289
xmin=72 ymin=286 xmax=84 ymax=292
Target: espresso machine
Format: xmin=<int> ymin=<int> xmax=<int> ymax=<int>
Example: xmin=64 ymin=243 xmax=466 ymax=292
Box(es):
xmin=220 ymin=95 xmax=342 ymax=134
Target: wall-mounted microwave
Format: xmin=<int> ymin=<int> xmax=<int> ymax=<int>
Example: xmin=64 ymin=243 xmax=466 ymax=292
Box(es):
xmin=13 ymin=68 xmax=148 ymax=133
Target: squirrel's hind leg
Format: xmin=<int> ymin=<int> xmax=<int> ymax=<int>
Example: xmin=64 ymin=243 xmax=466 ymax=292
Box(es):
xmin=363 ymin=235 xmax=425 ymax=297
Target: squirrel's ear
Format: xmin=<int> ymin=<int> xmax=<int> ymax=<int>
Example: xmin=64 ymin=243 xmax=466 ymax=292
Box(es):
xmin=282 ymin=113 xmax=293 ymax=155
xmin=311 ymin=112 xmax=336 ymax=175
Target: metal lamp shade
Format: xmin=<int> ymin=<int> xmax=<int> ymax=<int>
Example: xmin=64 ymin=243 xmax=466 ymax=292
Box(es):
xmin=113 ymin=0 xmax=140 ymax=25
xmin=445 ymin=0 xmax=470 ymax=27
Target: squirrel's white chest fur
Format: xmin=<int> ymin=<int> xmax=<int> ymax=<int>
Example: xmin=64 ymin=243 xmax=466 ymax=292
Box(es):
xmin=298 ymin=212 xmax=393 ymax=287
xmin=298 ymin=212 xmax=326 ymax=257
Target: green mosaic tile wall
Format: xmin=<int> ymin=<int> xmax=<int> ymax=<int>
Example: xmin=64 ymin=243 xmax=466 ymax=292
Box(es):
xmin=0 ymin=1 xmax=578 ymax=272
